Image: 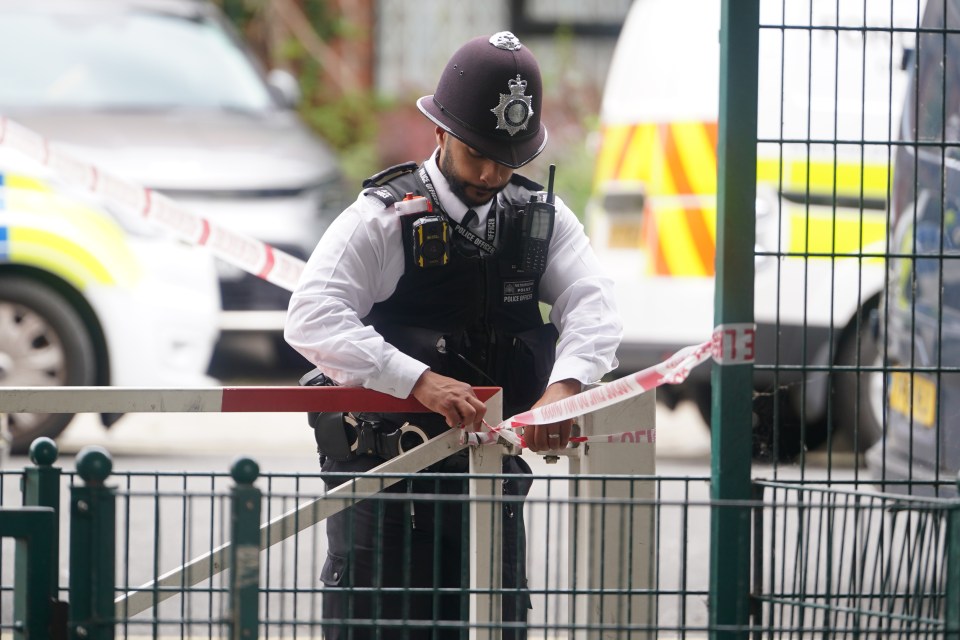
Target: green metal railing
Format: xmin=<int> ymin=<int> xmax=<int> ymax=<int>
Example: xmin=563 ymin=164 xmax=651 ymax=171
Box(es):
xmin=2 ymin=438 xmax=958 ymax=638
xmin=1 ymin=507 xmax=58 ymax=639
xmin=752 ymin=480 xmax=960 ymax=639
xmin=2 ymin=441 xmax=272 ymax=639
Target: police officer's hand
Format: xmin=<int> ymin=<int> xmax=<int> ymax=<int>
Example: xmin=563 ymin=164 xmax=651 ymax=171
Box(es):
xmin=524 ymin=379 xmax=583 ymax=452
xmin=411 ymin=370 xmax=487 ymax=431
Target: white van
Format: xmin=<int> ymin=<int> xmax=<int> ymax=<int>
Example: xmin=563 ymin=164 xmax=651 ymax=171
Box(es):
xmin=589 ymin=0 xmax=919 ymax=456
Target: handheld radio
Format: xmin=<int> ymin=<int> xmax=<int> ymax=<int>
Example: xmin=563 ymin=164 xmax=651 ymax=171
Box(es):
xmin=519 ymin=164 xmax=556 ymax=273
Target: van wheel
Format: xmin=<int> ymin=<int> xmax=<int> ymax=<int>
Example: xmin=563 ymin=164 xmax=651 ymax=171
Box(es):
xmin=834 ymin=308 xmax=884 ymax=452
xmin=0 ymin=276 xmax=96 ymax=454
xmin=693 ymin=382 xmax=805 ymax=461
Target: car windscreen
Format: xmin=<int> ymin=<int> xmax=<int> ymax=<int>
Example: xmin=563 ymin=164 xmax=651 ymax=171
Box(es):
xmin=0 ymin=9 xmax=275 ymax=111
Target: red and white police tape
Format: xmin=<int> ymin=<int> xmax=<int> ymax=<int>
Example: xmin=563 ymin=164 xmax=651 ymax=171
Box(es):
xmin=0 ymin=116 xmax=305 ymax=292
xmin=500 ymin=322 xmax=755 ymax=431
xmin=0 ymin=325 xmax=753 ymax=448
xmin=461 ymin=426 xmax=655 ymax=449
xmin=473 ymin=322 xmax=754 ymax=448
xmin=0 ymin=117 xmax=757 ymax=449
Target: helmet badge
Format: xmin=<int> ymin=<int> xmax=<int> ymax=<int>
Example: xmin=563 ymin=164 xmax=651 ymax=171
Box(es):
xmin=491 ymin=75 xmax=534 ymax=136
xmin=489 ymin=31 xmax=522 ymax=51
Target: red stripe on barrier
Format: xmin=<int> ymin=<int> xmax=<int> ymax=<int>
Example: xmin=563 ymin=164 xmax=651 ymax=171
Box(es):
xmin=0 ymin=117 xmax=6 ymax=144
xmin=220 ymin=386 xmax=500 ymax=413
xmin=198 ymin=219 xmax=211 ymax=246
xmin=90 ymin=166 xmax=98 ymax=190
xmin=258 ymin=245 xmax=275 ymax=278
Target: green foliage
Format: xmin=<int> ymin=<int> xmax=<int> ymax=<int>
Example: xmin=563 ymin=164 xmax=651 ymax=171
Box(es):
xmin=299 ymin=91 xmax=384 ymax=152
xmin=298 ymin=89 xmax=386 ymax=185
xmin=214 ymin=0 xmax=603 ymax=202
xmin=214 ymin=0 xmax=384 ymax=177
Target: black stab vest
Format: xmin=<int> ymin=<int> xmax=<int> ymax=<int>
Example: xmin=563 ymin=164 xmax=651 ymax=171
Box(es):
xmin=360 ymin=162 xmax=559 ymax=418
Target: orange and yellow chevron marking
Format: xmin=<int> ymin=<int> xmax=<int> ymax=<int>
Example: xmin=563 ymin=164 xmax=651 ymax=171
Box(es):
xmin=595 ymin=121 xmax=719 ymax=276
xmin=595 ymin=120 xmax=891 ymax=276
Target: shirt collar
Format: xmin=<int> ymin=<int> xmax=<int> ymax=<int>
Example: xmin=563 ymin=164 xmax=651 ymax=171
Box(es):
xmin=423 ymin=148 xmax=494 ymax=225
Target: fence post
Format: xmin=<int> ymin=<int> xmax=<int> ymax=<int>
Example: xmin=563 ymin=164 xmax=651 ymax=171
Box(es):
xmin=229 ymin=456 xmax=262 ymax=640
xmin=711 ymin=1 xmax=759 ymax=640
xmin=69 ymin=446 xmax=116 ymax=640
xmin=568 ymin=386 xmax=657 ymax=640
xmin=470 ymin=389 xmax=505 ymax=640
xmin=16 ymin=437 xmax=66 ymax=634
xmin=3 ymin=508 xmax=57 ymax=639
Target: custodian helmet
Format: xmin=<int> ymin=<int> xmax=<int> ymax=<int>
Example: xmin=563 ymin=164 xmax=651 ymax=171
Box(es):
xmin=417 ymin=32 xmax=548 ymax=169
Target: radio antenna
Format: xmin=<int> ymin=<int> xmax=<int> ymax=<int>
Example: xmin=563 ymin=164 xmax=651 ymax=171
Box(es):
xmin=547 ymin=164 xmax=556 ymax=205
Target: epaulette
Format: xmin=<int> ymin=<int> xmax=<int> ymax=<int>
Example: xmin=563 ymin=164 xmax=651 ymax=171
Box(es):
xmin=363 ymin=185 xmax=400 ymax=208
xmin=361 ymin=161 xmax=419 ymax=208
xmin=362 ymin=161 xmax=418 ymax=189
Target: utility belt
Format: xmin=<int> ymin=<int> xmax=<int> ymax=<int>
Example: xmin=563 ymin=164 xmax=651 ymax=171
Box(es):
xmin=311 ymin=411 xmax=433 ymax=462
xmin=300 ymin=368 xmax=438 ymax=463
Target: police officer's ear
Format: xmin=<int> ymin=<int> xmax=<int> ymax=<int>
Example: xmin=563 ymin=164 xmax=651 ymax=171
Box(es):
xmin=435 ymin=126 xmax=446 ymax=148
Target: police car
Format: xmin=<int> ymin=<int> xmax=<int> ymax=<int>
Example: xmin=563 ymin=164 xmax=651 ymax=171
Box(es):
xmin=0 ymin=0 xmax=345 ymax=365
xmin=0 ymin=157 xmax=220 ymax=454
xmin=869 ymin=0 xmax=960 ymax=496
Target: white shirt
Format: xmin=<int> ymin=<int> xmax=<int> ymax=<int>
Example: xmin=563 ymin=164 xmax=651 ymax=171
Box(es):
xmin=285 ymin=150 xmax=622 ymax=400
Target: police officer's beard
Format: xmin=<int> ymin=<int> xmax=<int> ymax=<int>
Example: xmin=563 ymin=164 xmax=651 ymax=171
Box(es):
xmin=440 ymin=149 xmax=504 ymax=208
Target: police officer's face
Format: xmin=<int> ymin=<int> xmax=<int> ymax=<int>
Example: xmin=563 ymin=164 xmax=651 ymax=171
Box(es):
xmin=436 ymin=129 xmax=513 ymax=207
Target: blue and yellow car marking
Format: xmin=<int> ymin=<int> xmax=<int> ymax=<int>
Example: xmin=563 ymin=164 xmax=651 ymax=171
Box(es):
xmin=0 ymin=171 xmax=142 ymax=288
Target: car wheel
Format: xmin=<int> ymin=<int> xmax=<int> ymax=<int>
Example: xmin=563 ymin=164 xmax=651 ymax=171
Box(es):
xmin=0 ymin=276 xmax=96 ymax=454
xmin=834 ymin=308 xmax=884 ymax=452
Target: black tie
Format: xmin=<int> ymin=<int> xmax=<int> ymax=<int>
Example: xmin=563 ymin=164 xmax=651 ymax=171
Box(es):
xmin=462 ymin=209 xmax=477 ymax=228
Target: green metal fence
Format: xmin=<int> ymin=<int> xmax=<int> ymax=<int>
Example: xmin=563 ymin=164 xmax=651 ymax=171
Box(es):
xmin=1 ymin=440 xmax=958 ymax=638
xmin=752 ymin=480 xmax=959 ymax=639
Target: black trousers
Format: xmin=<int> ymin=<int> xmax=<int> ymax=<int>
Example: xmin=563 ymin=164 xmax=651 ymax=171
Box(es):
xmin=319 ymin=452 xmax=532 ymax=640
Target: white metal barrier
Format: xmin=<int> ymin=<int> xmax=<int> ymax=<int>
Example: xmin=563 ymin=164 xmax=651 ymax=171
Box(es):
xmin=0 ymin=383 xmax=656 ymax=639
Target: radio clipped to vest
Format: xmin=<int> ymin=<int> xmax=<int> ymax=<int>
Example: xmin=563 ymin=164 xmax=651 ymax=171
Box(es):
xmin=517 ymin=164 xmax=556 ymax=274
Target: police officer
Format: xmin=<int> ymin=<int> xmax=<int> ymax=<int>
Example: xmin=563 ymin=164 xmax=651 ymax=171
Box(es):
xmin=286 ymin=31 xmax=622 ymax=640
